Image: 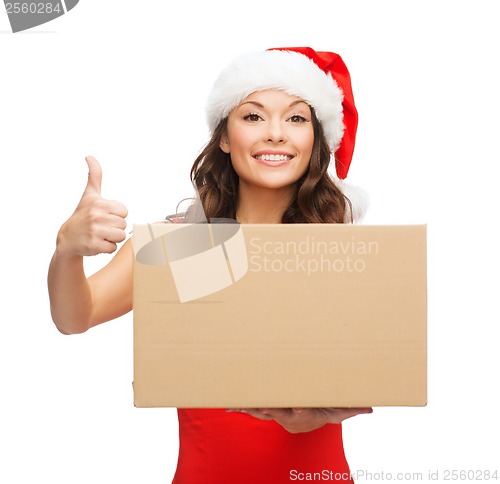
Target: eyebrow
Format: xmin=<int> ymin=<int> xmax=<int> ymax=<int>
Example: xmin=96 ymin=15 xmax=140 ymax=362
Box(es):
xmin=239 ymin=99 xmax=308 ymax=109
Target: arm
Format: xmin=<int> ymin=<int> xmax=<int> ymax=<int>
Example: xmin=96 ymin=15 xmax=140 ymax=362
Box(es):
xmin=47 ymin=156 xmax=130 ymax=334
xmin=48 ymin=239 xmax=133 ymax=334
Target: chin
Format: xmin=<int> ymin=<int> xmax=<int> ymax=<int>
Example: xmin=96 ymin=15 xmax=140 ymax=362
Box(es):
xmin=254 ymin=178 xmax=299 ymax=190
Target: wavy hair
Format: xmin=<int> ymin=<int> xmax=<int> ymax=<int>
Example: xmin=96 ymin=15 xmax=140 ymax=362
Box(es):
xmin=188 ymin=108 xmax=352 ymax=224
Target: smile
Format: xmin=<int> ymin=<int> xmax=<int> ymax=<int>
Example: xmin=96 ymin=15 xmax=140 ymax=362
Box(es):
xmin=253 ymin=152 xmax=295 ymax=168
xmin=254 ymin=154 xmax=293 ymax=162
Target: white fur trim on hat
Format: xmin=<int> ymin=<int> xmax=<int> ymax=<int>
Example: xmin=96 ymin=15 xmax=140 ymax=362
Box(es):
xmin=206 ymin=50 xmax=345 ymax=152
xmin=337 ymin=181 xmax=369 ymax=223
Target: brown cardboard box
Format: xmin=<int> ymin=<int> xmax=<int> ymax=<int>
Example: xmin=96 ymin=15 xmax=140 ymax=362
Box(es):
xmin=132 ymin=223 xmax=426 ymax=408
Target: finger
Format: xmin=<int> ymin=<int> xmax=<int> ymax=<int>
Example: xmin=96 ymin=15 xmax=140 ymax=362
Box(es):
xmin=258 ymin=408 xmax=289 ymax=418
xmin=348 ymin=407 xmax=373 ymax=415
xmin=91 ymin=199 xmax=128 ymax=220
xmin=106 ymin=214 xmax=127 ymax=230
xmin=81 ymin=238 xmax=118 ymax=256
xmin=94 ymin=240 xmax=118 ymax=255
xmin=241 ymin=409 xmax=275 ymax=421
xmin=106 ymin=199 xmax=129 ymax=218
xmin=84 ymin=156 xmax=102 ymax=196
xmin=333 ymin=407 xmax=373 ymax=422
xmin=253 ymin=408 xmax=293 ymax=421
xmin=102 ymin=227 xmax=127 ymax=244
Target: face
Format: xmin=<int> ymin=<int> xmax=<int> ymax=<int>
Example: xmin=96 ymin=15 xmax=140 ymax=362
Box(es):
xmin=219 ymin=89 xmax=314 ymax=192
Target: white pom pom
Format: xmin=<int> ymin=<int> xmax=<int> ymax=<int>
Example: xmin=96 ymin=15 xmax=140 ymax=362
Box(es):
xmin=337 ymin=181 xmax=370 ymax=223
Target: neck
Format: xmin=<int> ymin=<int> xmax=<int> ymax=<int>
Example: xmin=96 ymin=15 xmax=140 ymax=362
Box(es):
xmin=236 ymin=182 xmax=296 ymax=224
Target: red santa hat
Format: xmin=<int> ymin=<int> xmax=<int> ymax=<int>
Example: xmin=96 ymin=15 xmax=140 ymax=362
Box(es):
xmin=206 ymin=47 xmax=368 ymax=221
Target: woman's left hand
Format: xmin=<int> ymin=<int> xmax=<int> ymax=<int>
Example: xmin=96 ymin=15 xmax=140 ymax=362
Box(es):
xmin=228 ymin=407 xmax=373 ymax=434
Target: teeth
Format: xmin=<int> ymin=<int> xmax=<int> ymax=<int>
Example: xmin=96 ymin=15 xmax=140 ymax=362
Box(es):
xmin=256 ymin=154 xmax=291 ymax=161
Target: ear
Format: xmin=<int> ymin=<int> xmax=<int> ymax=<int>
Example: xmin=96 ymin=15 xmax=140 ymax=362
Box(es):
xmin=219 ymin=134 xmax=230 ymax=154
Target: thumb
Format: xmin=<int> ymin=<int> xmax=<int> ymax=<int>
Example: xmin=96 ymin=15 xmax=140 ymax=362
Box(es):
xmin=84 ymin=155 xmax=102 ymax=196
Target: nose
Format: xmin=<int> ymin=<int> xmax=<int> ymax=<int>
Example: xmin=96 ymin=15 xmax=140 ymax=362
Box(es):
xmin=266 ymin=118 xmax=287 ymax=144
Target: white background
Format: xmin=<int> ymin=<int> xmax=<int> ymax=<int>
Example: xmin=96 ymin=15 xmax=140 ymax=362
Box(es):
xmin=1 ymin=1 xmax=499 ymax=482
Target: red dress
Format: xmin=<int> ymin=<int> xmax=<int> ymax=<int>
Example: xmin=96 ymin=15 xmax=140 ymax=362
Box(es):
xmin=172 ymin=408 xmax=354 ymax=484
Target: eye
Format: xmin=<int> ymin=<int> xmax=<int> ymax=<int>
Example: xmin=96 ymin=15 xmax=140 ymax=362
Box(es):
xmin=243 ymin=113 xmax=263 ymax=122
xmin=288 ymin=114 xmax=309 ymax=123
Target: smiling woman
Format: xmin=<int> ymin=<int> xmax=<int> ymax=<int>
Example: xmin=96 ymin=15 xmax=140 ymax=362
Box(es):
xmin=48 ymin=46 xmax=369 ymax=484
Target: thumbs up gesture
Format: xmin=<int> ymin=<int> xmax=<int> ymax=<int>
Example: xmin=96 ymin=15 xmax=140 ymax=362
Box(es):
xmin=57 ymin=156 xmax=128 ymax=257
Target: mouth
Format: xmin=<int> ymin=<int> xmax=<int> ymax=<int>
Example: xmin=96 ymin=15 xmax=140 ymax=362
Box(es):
xmin=253 ymin=152 xmax=294 ymax=167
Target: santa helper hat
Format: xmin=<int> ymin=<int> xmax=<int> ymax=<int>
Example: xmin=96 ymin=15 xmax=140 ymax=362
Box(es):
xmin=206 ymin=46 xmax=368 ymax=222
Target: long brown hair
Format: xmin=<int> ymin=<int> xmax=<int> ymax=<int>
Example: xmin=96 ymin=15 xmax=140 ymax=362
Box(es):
xmin=189 ymin=108 xmax=352 ymax=224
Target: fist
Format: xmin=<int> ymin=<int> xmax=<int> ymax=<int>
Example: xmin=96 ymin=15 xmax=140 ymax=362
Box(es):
xmin=57 ymin=156 xmax=128 ymax=257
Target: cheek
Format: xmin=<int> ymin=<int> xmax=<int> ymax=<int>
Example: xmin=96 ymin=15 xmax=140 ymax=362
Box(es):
xmin=229 ymin=129 xmax=255 ymax=154
xmin=300 ymin=129 xmax=315 ymax=152
xmin=224 ymin=118 xmax=255 ymax=153
xmin=296 ymin=132 xmax=314 ymax=163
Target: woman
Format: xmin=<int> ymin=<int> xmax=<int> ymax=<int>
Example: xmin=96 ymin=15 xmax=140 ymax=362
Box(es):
xmin=48 ymin=47 xmax=371 ymax=483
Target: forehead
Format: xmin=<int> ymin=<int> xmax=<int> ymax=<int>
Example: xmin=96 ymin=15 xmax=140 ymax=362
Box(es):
xmin=239 ymin=89 xmax=310 ymax=109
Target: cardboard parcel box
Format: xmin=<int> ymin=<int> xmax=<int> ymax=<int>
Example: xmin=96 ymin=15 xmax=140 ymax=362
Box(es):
xmin=132 ymin=223 xmax=426 ymax=408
